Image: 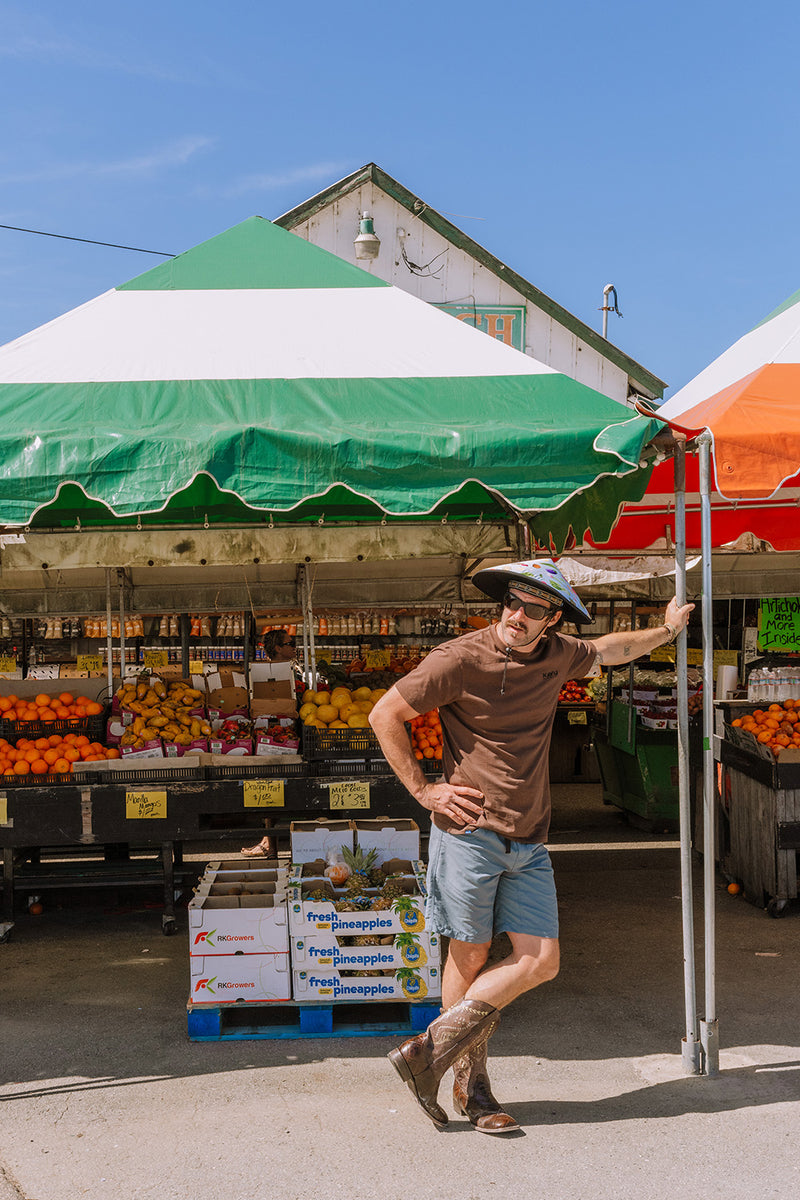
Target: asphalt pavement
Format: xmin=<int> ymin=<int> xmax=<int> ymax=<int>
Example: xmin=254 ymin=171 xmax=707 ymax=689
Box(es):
xmin=1 ymin=784 xmax=798 ymax=1200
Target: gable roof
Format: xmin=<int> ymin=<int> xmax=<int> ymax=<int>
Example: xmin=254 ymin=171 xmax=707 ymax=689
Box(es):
xmin=276 ymin=163 xmax=666 ymax=400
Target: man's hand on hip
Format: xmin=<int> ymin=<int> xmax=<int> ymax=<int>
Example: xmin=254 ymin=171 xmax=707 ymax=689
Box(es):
xmin=418 ymin=781 xmax=485 ymax=828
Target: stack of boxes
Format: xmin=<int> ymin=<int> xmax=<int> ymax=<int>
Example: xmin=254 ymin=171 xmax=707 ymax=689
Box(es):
xmin=287 ymin=818 xmax=441 ymax=1003
xmin=187 ymin=860 xmax=292 ymax=1004
xmin=186 ymin=819 xmax=440 ymax=1010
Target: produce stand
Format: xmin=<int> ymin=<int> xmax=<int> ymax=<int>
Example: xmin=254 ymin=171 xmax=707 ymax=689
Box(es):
xmin=0 ymin=759 xmax=431 ymax=934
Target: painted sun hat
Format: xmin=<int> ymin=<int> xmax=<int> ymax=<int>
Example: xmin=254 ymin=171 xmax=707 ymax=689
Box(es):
xmin=471 ymin=558 xmax=593 ymax=625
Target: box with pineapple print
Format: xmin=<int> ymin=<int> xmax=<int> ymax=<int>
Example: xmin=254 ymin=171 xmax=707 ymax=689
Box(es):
xmin=291 ymin=929 xmax=440 ymax=972
xmin=292 ymin=963 xmax=440 ymax=1002
xmin=287 ymin=871 xmax=428 ymax=942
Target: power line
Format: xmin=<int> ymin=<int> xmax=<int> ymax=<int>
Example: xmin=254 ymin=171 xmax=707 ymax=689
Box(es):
xmin=0 ymin=222 xmax=176 ymax=257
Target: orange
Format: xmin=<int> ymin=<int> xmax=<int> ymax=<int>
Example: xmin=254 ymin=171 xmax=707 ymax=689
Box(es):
xmin=61 ymin=746 xmax=80 ymax=762
xmin=52 ymin=757 xmax=70 ymax=774
xmin=85 ymin=701 xmax=103 ymax=717
xmin=47 ymin=734 xmax=63 ymax=747
xmin=57 ymin=692 xmax=75 ymax=706
xmin=13 ymin=760 xmax=29 ymax=775
xmin=106 ymin=747 xmax=120 ymax=759
xmin=74 ymin=735 xmax=90 ymax=748
xmin=34 ymin=693 xmax=53 ymax=708
xmin=43 ymin=748 xmax=60 ymax=765
xmin=414 ymin=749 xmax=424 ymax=760
xmin=30 ymin=759 xmax=48 ymax=774
xmin=423 ymin=747 xmax=435 ymax=758
xmin=34 ymin=737 xmax=49 ymax=750
xmin=0 ymin=697 xmax=11 ymax=712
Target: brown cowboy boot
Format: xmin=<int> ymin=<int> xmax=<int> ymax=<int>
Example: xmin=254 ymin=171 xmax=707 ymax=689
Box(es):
xmin=388 ymin=998 xmax=498 ymax=1128
xmin=452 ymin=1032 xmax=519 ymax=1134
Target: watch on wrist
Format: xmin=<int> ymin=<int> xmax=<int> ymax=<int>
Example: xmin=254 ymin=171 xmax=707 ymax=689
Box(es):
xmin=663 ymin=622 xmax=678 ymax=644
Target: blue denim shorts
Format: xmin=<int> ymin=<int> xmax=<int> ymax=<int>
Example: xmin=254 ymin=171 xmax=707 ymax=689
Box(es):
xmin=425 ymin=823 xmax=558 ymax=943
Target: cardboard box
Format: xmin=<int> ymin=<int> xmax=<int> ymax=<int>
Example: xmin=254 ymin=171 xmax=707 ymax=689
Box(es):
xmin=187 ymin=892 xmax=289 ymax=955
xmin=353 ymin=819 xmax=420 ymax=865
xmin=74 ymin=755 xmax=203 ymax=774
xmin=189 ymin=953 xmax=291 ymax=1003
xmin=205 ymin=668 xmax=249 ymax=717
xmin=292 ymin=965 xmax=439 ymax=1003
xmin=199 ymin=868 xmax=287 ymax=888
xmin=287 ymin=878 xmax=428 ymax=939
xmin=249 ymin=662 xmax=298 ymax=719
xmin=289 ymin=819 xmax=354 ymax=863
xmin=290 ymin=930 xmax=440 ymax=970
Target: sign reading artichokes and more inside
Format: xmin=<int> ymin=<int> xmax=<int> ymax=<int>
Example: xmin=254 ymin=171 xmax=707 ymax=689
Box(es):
xmin=758 ymin=598 xmax=800 ymax=652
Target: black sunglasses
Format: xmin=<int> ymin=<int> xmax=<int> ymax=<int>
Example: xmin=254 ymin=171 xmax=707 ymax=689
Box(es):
xmin=504 ymin=590 xmax=558 ymax=621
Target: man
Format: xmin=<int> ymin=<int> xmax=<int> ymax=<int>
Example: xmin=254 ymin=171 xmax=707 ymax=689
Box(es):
xmin=369 ymin=558 xmax=694 ymax=1134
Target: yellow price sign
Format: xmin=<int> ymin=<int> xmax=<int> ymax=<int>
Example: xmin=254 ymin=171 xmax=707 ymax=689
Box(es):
xmin=243 ymin=779 xmax=285 ymax=808
xmin=143 ymin=649 xmax=169 ymax=670
xmin=365 ymin=648 xmax=391 ymax=669
xmin=567 ymin=710 xmax=588 ymax=725
xmin=126 ymin=790 xmax=167 ymax=819
xmin=0 ymin=795 xmax=7 ymax=824
xmin=0 ymin=656 xmax=17 ymax=673
xmin=713 ymin=649 xmax=739 ymax=668
xmin=315 ymin=648 xmax=332 ymax=663
xmin=77 ymin=654 xmax=103 ymax=672
xmin=650 ymin=646 xmax=676 ymax=663
xmin=327 ymin=779 xmax=371 ymax=810
xmin=189 ymin=659 xmax=204 ymax=675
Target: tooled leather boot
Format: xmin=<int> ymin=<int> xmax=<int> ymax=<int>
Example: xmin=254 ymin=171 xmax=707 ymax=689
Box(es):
xmin=452 ymin=1032 xmax=520 ymax=1133
xmin=387 ymin=998 xmax=498 ymax=1127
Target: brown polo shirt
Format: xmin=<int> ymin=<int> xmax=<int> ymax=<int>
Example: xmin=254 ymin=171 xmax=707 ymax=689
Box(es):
xmin=395 ymin=624 xmax=597 ymax=843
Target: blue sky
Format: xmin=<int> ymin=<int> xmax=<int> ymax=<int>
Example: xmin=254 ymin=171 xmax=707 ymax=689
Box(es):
xmin=1 ymin=0 xmax=798 ymax=396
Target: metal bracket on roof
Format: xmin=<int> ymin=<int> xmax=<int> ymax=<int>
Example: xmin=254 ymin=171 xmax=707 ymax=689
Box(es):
xmin=441 ymin=514 xmax=448 ymax=524
xmin=475 ymin=512 xmax=483 ymax=525
xmin=75 ymin=517 xmax=81 ymax=532
xmin=318 ymin=514 xmax=325 ymax=526
xmin=203 ymin=513 xmax=209 ymax=529
xmin=136 ymin=515 xmax=142 ymax=530
xmin=268 ymin=514 xmax=274 ymax=529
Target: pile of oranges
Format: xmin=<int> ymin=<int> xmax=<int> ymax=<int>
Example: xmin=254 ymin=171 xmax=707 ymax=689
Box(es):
xmin=0 ymin=691 xmax=104 ymax=725
xmin=0 ymin=733 xmax=120 ymax=778
xmin=731 ymin=701 xmax=800 ymax=757
xmin=410 ymin=710 xmax=443 ymax=761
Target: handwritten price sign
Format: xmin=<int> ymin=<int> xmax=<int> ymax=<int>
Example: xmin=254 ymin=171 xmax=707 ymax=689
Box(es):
xmin=327 ymin=780 xmax=370 ymax=810
xmin=243 ymin=779 xmax=285 ymax=808
xmin=77 ymin=654 xmax=103 ymax=672
xmin=126 ymin=790 xmax=167 ymax=820
xmin=0 ymin=656 xmax=17 ymax=673
xmin=365 ymin=648 xmax=391 ymax=669
xmin=143 ymin=649 xmax=169 ymax=670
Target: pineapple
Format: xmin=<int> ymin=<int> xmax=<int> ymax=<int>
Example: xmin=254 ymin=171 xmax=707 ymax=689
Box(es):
xmin=341 ymin=844 xmax=380 ymax=889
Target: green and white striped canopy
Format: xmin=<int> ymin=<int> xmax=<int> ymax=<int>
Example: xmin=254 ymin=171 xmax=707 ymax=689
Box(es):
xmin=0 ymin=217 xmax=658 ymax=546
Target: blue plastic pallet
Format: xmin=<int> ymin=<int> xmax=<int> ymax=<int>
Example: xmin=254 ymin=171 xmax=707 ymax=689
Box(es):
xmin=187 ymin=998 xmax=441 ymax=1041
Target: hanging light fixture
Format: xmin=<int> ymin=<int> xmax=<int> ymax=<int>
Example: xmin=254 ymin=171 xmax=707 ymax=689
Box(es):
xmin=353 ymin=211 xmax=381 ymax=260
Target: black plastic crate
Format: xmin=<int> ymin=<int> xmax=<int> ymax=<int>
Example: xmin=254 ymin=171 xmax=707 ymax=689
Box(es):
xmin=0 ymin=771 xmax=75 ymax=787
xmin=208 ymin=761 xmax=309 ymax=780
xmin=71 ymin=764 xmax=204 ymax=784
xmin=0 ymin=707 xmax=108 ymax=742
xmin=315 ymin=758 xmax=380 ymax=777
xmin=302 ymin=725 xmax=382 ymax=759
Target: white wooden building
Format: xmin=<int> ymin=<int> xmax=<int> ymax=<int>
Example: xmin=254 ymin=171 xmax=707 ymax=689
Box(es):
xmin=276 ymin=163 xmax=665 ymax=404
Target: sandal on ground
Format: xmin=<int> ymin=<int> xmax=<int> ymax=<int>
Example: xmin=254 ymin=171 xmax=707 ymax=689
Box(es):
xmin=240 ymin=838 xmax=275 ymax=857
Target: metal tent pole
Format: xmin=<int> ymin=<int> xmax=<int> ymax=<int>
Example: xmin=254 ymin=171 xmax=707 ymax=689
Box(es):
xmin=698 ymin=431 xmax=719 ymax=1075
xmin=105 ymin=569 xmax=114 ymax=697
xmin=118 ymin=569 xmax=126 ymax=683
xmin=674 ymin=440 xmax=701 ymax=1073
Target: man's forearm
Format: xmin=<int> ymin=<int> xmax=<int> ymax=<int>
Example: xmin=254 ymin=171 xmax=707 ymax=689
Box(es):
xmin=593 ymin=621 xmax=676 ymax=667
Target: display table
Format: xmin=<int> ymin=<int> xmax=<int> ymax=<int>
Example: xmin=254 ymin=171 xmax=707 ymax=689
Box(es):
xmin=719 ymin=736 xmax=800 ymax=916
xmin=0 ymin=768 xmax=426 ymax=936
